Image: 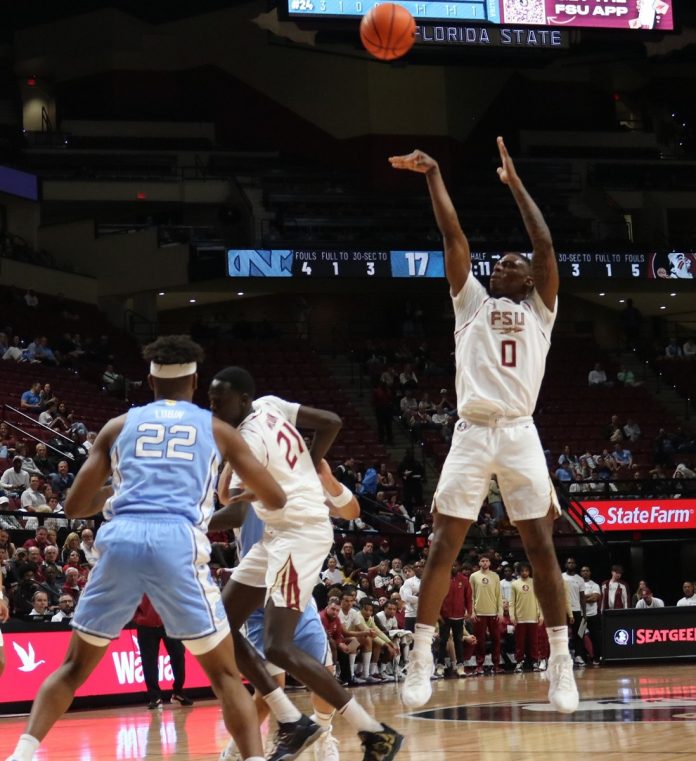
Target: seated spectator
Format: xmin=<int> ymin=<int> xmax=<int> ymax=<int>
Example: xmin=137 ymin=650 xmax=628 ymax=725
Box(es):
xmin=355 ymin=575 xmax=373 ymax=602
xmin=32 ymin=444 xmax=53 ymax=477
xmin=360 ymin=463 xmax=378 ymax=497
xmin=607 ymin=414 xmax=624 ymax=443
xmin=24 ymin=289 xmax=39 ymax=308
xmin=0 ymin=422 xmax=17 ymax=456
xmin=554 ymin=463 xmax=574 ymax=483
xmin=677 ymin=581 xmax=696 ymax=606
xmin=23 ymin=526 xmax=50 ymax=555
xmin=27 ymin=590 xmax=51 ymax=619
xmin=102 ymin=363 xmax=126 ymax=395
xmin=617 ymin=365 xmax=643 ymax=387
xmin=15 ymin=443 xmax=42 ymax=477
xmin=665 ymin=338 xmax=683 ymax=358
xmin=26 ymin=336 xmax=57 ymax=366
xmin=0 ymin=496 xmax=23 ymax=530
xmin=20 ymin=381 xmax=44 ymax=414
xmin=62 ymin=549 xmax=89 ymax=585
xmin=375 ymin=599 xmax=413 ymax=678
xmin=418 ymin=393 xmax=435 ymax=415
xmin=37 ymin=564 xmax=62 ymax=606
xmin=436 ymin=389 xmax=455 ymax=414
xmin=635 ymin=588 xmax=664 ymax=609
xmin=354 ymin=541 xmax=378 ymax=571
xmin=51 ymin=594 xmax=75 ymax=622
xmin=11 ymin=563 xmax=41 ymax=615
xmin=337 ymin=541 xmax=355 ymax=568
xmin=50 ymin=460 xmax=75 ymax=496
xmin=321 ymin=556 xmax=345 ymax=585
xmin=61 ymin=531 xmax=86 ymax=564
xmin=588 ymin=363 xmax=612 ymax=387
xmin=399 ymin=363 xmax=418 ymax=390
xmin=42 ymin=545 xmax=63 ymax=580
xmin=557 ymin=445 xmax=579 ymax=469
xmin=1 ymin=456 xmax=30 ymax=495
xmin=379 ymin=366 xmax=396 ymax=389
xmin=320 ymin=596 xmax=354 ymax=685
xmin=358 ymin=598 xmax=397 ymax=681
xmin=334 ymin=458 xmax=359 ymax=493
xmin=612 ymin=443 xmax=633 ymax=469
xmin=38 ymin=401 xmax=69 ymax=432
xmin=2 ymin=334 xmax=25 ymax=362
xmin=684 ymin=338 xmax=696 ymax=358
xmin=377 ymin=463 xmax=395 ymax=490
xmin=80 ymin=528 xmax=98 ymax=567
xmin=39 ymin=383 xmax=58 ymax=408
xmin=53 ymin=402 xmax=74 ymax=432
xmin=674 ymin=463 xmax=696 ymax=479
xmin=399 ymin=389 xmax=418 ymax=422
xmin=623 ymin=418 xmax=641 ymax=442
xmin=368 ymin=559 xmax=392 ymax=595
xmin=83 ymin=431 xmax=97 ymax=452
xmin=62 ymin=567 xmax=84 ymax=602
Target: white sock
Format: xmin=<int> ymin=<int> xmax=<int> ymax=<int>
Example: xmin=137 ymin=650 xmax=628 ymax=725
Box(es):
xmin=311 ymin=709 xmax=335 ymax=729
xmin=370 ymin=662 xmax=379 ymax=675
xmin=349 ymin=653 xmax=357 ymax=677
xmin=361 ymin=651 xmax=372 ymax=677
xmin=263 ymin=687 xmax=302 ymax=724
xmin=12 ymin=735 xmax=40 ymax=761
xmin=338 ymin=698 xmax=382 ymax=733
xmin=244 ymin=757 xmax=265 ymax=761
xmin=546 ymin=626 xmax=570 ymax=658
xmin=413 ymin=623 xmax=435 ymax=656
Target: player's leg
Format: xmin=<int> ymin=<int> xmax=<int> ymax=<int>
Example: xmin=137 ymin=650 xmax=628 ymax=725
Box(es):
xmin=514 ymin=623 xmax=526 ymax=671
xmin=450 ymin=619 xmax=465 ymax=675
xmin=402 ymin=421 xmax=489 ymax=708
xmin=489 ymin=617 xmax=502 ymax=672
xmin=472 ymin=617 xmax=488 ymax=673
xmin=262 ymin=523 xmax=403 ymax=760
xmin=435 ymin=618 xmax=452 ymax=674
xmin=6 ymin=632 xmax=108 ymax=760
xmin=191 ymin=634 xmax=264 ymax=760
xmin=514 ymin=510 xmax=578 ymax=712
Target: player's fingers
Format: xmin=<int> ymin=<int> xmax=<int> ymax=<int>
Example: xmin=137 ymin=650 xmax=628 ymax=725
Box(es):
xmin=497 ymin=136 xmax=508 ymax=156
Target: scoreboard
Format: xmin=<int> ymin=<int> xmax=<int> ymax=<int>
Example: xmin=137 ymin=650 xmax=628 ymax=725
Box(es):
xmin=286 ymin=0 xmax=674 ymax=32
xmin=226 ymin=249 xmax=696 ymax=280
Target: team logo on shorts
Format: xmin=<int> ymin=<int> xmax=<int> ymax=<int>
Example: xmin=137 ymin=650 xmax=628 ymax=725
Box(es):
xmin=614 ymin=629 xmax=630 ymax=646
xmin=456 ymin=420 xmax=469 ymax=432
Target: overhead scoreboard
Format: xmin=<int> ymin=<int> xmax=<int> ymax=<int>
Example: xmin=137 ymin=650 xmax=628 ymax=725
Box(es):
xmin=286 ymin=0 xmax=675 ymax=31
xmin=227 ymin=250 xmax=696 ymax=280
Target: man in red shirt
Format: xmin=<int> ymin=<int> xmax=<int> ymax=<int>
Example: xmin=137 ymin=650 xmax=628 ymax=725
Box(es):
xmin=436 ymin=560 xmax=473 ymax=677
xmin=320 ymin=596 xmax=352 ymax=685
xmin=134 ymin=595 xmax=193 ymax=710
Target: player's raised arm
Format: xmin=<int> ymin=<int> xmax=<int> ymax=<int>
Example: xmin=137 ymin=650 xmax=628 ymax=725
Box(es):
xmin=389 ymin=149 xmax=471 ymax=296
xmin=496 ymin=136 xmax=559 ymax=311
xmin=213 ymin=418 xmax=286 ymax=511
xmin=296 ymin=405 xmax=342 ymax=467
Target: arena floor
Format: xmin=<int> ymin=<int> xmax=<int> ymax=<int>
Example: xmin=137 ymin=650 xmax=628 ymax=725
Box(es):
xmin=2 ymin=664 xmax=695 ymax=760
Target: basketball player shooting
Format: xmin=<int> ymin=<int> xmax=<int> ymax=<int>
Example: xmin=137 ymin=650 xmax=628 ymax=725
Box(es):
xmin=388 ymin=137 xmax=579 ymax=713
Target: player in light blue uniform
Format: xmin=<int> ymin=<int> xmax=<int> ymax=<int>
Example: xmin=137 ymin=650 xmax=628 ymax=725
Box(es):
xmin=4 ymin=336 xmax=287 ymax=761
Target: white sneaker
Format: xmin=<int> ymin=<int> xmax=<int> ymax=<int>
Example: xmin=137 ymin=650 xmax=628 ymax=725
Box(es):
xmin=544 ymin=654 xmax=579 ymax=714
xmin=434 ymin=663 xmax=445 ymax=678
xmin=401 ymin=650 xmax=433 ymax=708
xmin=574 ymin=656 xmax=586 ymax=668
xmin=218 ymin=739 xmax=241 ymax=761
xmin=313 ymin=729 xmax=340 ymax=761
xmin=456 ymin=664 xmax=467 ymax=678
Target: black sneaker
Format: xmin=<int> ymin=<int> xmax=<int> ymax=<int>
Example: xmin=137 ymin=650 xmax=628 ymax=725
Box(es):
xmin=266 ymin=714 xmax=325 ymax=761
xmin=170 ymin=693 xmax=194 ymax=706
xmin=358 ymin=723 xmax=404 ymax=761
xmin=147 ymin=697 xmax=162 ymax=710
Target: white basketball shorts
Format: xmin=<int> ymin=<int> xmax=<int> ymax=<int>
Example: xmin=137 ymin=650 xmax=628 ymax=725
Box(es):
xmin=433 ymin=416 xmax=560 ymax=524
xmin=232 ymin=520 xmax=333 ymax=612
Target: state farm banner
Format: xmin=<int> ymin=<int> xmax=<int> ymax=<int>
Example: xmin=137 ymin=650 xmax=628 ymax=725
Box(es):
xmin=537 ymin=0 xmax=674 ymax=30
xmin=603 ymin=607 xmax=696 ymax=662
xmin=0 ymin=626 xmax=211 ymax=710
xmin=574 ymin=498 xmax=696 ymax=532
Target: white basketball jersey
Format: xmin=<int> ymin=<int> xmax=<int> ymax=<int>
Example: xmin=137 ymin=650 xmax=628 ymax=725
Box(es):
xmin=230 ymin=395 xmax=329 ymax=528
xmin=452 ymin=274 xmax=556 ymax=419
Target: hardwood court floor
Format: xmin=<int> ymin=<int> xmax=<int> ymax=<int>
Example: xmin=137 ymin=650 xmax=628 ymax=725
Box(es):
xmin=2 ymin=664 xmax=696 ymax=760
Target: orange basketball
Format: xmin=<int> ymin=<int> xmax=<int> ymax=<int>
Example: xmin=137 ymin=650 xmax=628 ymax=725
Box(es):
xmin=360 ymin=3 xmax=416 ymax=61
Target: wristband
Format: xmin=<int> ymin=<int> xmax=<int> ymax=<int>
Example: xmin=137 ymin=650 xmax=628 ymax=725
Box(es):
xmin=327 ymin=484 xmax=353 ymax=508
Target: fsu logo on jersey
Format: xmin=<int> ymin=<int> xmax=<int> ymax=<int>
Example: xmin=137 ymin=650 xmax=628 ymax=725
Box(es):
xmin=490 ymin=310 xmax=525 ymax=334
xmin=481 ymin=577 xmax=489 ymax=585
xmin=522 ymin=584 xmax=530 ymax=592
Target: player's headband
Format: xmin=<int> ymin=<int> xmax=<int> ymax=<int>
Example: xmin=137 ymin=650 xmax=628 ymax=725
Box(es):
xmin=149 ymin=362 xmax=197 ymax=379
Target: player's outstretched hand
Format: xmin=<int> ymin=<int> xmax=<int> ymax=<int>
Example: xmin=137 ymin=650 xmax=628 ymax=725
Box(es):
xmin=496 ymin=136 xmax=520 ymax=186
xmin=388 ymin=149 xmax=438 ymax=175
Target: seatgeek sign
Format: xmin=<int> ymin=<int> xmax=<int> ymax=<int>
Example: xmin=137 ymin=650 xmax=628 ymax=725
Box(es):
xmin=575 ymin=499 xmax=696 ymax=532
xmin=604 ymin=608 xmax=696 ymax=662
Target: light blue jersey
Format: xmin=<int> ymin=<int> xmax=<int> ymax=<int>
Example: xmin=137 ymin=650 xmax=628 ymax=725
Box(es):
xmin=238 ymin=504 xmax=264 ymax=558
xmin=107 ymin=400 xmax=220 ymax=529
xmin=73 ymin=399 xmax=228 ymax=643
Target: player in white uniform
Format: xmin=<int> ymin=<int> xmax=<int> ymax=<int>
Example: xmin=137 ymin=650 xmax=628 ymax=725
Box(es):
xmin=208 ymin=368 xmax=404 ymax=761
xmin=389 ymin=137 xmax=578 ymax=713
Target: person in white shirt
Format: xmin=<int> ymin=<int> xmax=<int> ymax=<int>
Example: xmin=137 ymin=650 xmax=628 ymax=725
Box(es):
xmin=375 ymin=600 xmax=413 ymax=676
xmin=561 ymin=558 xmax=587 ymax=666
xmin=588 ymin=363 xmax=611 ymax=387
xmin=677 ymin=581 xmax=696 ymax=607
xmin=580 ymin=566 xmax=602 ymax=666
xmin=500 ymin=563 xmax=514 ymax=614
xmin=400 ymin=563 xmax=423 ymax=631
xmin=20 ymin=476 xmax=45 ymax=512
xmin=0 ymin=458 xmax=30 ymax=496
xmin=28 ymin=591 xmax=50 ymax=618
xmin=79 ymin=528 xmax=99 ymax=568
xmin=337 ymin=591 xmax=372 ymax=683
xmin=635 ymin=588 xmax=664 ymax=609
xmin=51 ymin=595 xmax=75 ymax=622
xmin=321 ymin=556 xmax=345 ymax=586
xmin=683 ymin=339 xmax=696 ymax=358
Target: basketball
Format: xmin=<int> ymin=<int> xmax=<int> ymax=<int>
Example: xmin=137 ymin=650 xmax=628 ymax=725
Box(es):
xmin=360 ymin=3 xmax=416 ymax=61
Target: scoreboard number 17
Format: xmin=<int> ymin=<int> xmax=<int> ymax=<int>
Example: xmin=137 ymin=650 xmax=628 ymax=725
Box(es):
xmin=405 ymin=251 xmax=430 ymax=276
